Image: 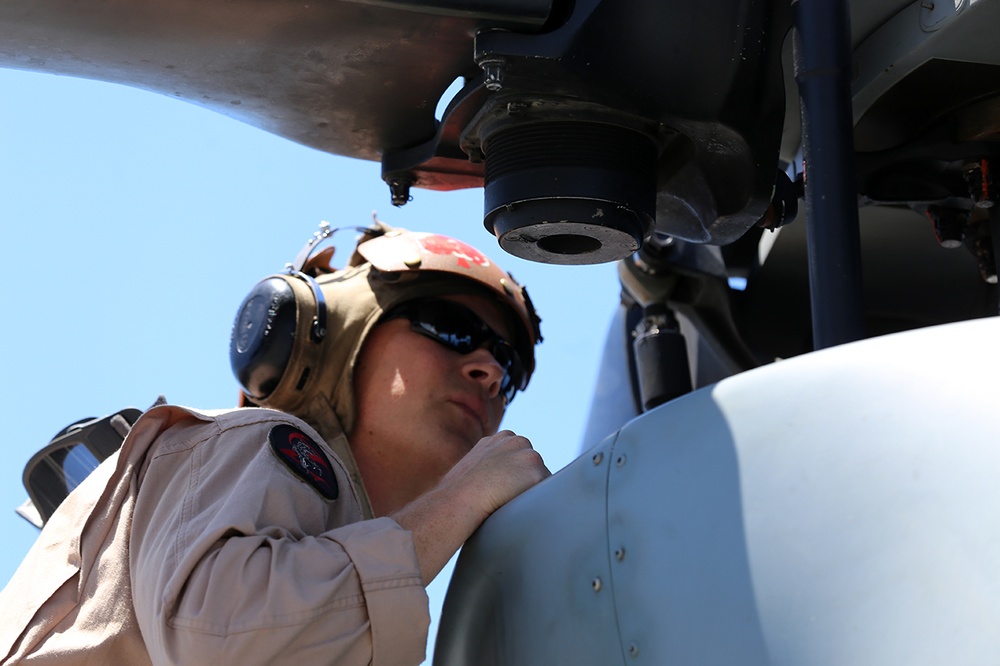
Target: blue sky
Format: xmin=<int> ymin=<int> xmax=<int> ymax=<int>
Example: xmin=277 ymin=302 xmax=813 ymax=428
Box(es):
xmin=0 ymin=67 xmax=622 ymax=659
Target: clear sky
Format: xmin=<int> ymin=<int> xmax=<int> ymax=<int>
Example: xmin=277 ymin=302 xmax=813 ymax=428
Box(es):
xmin=0 ymin=67 xmax=622 ymax=660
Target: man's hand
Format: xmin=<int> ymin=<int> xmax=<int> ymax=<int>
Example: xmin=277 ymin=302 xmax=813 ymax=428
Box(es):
xmin=442 ymin=430 xmax=551 ymax=522
xmin=391 ymin=431 xmax=550 ymax=585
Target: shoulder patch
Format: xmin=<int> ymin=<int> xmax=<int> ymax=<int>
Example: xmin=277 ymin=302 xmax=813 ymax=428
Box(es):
xmin=268 ymin=424 xmax=339 ymax=500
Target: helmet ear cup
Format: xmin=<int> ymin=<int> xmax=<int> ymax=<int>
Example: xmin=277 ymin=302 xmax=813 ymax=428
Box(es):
xmin=230 ymin=277 xmax=299 ymax=400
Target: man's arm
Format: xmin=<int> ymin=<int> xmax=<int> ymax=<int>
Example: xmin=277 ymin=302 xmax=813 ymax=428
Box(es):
xmin=391 ymin=430 xmax=550 ymax=586
xmin=130 ymin=412 xmax=430 ymax=666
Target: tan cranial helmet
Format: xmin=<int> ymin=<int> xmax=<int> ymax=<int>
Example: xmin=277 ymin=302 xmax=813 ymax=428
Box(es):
xmin=231 ymin=220 xmax=542 ymax=448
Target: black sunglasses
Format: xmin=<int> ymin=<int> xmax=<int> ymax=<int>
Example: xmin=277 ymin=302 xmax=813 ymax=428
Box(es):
xmin=383 ymin=298 xmax=526 ymax=403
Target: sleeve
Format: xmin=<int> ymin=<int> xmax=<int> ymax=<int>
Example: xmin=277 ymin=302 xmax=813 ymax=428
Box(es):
xmin=129 ymin=415 xmax=430 ymax=666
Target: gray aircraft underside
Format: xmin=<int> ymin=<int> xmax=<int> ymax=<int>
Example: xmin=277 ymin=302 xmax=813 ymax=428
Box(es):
xmin=5 ymin=0 xmax=1000 ymax=663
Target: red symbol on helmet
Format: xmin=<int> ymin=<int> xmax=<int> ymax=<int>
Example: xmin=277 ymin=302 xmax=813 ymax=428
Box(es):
xmin=420 ymin=235 xmax=491 ymax=269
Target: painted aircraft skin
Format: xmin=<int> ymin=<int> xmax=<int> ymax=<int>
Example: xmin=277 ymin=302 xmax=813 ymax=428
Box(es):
xmin=5 ymin=1 xmax=1000 ymax=663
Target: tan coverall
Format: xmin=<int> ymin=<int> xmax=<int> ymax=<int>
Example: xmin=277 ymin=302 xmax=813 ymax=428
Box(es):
xmin=0 ymin=404 xmax=430 ymax=665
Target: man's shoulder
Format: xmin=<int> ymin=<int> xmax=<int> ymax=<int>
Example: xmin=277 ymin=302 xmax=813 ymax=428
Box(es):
xmin=135 ymin=405 xmax=358 ymax=512
xmin=178 ymin=405 xmax=315 ymax=432
xmin=133 ymin=404 xmax=325 ymax=458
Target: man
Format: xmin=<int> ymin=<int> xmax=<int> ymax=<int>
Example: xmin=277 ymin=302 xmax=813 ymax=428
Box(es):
xmin=0 ymin=222 xmax=549 ymax=664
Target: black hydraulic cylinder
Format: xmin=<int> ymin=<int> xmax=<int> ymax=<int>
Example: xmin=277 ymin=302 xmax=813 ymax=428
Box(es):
xmin=793 ymin=0 xmax=866 ymax=349
xmin=990 ymin=205 xmax=1000 ymax=314
xmin=633 ymin=304 xmax=693 ymax=411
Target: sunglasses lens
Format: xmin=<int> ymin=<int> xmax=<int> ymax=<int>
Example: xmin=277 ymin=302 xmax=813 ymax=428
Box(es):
xmin=489 ymin=340 xmax=525 ymax=403
xmin=389 ymin=299 xmax=526 ymax=402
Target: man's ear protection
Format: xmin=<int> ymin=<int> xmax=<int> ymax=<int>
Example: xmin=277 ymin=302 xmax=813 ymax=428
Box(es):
xmin=230 ymin=222 xmax=373 ymax=403
xmin=230 ymin=273 xmax=321 ymax=401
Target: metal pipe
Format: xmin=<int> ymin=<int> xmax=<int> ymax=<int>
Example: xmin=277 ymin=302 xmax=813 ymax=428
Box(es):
xmin=793 ymin=0 xmax=866 ymax=349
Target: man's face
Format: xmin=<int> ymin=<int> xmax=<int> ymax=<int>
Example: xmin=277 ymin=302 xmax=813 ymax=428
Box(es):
xmin=350 ymin=293 xmax=515 ymax=515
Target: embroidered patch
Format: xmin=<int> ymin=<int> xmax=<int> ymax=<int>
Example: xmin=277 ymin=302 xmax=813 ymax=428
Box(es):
xmin=268 ymin=424 xmax=339 ymax=500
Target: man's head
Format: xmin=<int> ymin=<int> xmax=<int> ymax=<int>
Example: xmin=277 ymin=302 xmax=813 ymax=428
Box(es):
xmin=230 ymin=222 xmax=541 ymax=511
xmin=350 ymin=291 xmax=519 ymax=514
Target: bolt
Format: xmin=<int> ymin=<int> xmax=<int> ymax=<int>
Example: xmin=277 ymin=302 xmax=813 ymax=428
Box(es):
xmin=964 ymin=159 xmax=996 ymax=209
xmin=592 ymin=452 xmax=604 ymax=465
xmin=616 ymin=454 xmax=627 ymax=468
xmin=628 ymin=642 xmax=640 ymax=658
xmin=592 ymin=577 xmax=603 ymax=592
xmin=467 ymin=146 xmax=485 ymax=164
xmin=615 ymin=547 xmax=626 ymax=561
xmin=926 ymin=208 xmax=965 ymax=249
xmin=973 ymin=236 xmax=998 ymax=283
xmin=388 ymin=177 xmax=413 ymax=207
xmin=506 ymin=101 xmax=528 ymax=115
xmin=481 ymin=58 xmax=505 ymax=91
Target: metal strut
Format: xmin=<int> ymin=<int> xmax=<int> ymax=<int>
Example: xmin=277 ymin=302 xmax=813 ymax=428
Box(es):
xmin=793 ymin=0 xmax=866 ymax=349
